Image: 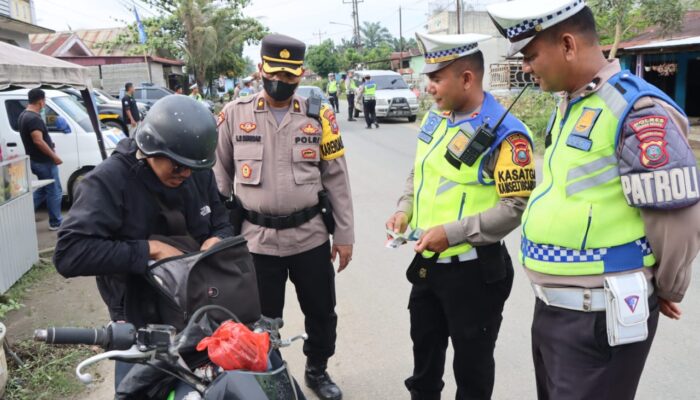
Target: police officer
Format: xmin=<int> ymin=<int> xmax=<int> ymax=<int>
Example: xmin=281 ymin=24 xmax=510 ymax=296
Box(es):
xmin=359 ymin=74 xmax=378 ymax=129
xmin=53 ymin=95 xmax=232 ymax=389
xmin=214 ymin=33 xmax=354 ymax=400
xmin=239 ymin=77 xmax=255 ymax=98
xmin=121 ymin=82 xmax=140 ymax=134
xmin=487 ymin=1 xmax=700 ymax=398
xmin=326 ymin=72 xmax=340 ymax=113
xmin=386 ymin=33 xmax=536 ymax=400
xmin=345 ymin=70 xmax=357 ymax=121
xmin=189 ymin=83 xmax=203 ymax=101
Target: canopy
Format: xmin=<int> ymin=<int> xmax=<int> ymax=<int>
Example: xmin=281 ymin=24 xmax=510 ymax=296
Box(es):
xmin=0 ymin=41 xmax=106 ymax=159
xmin=0 ymin=40 xmax=93 ymax=91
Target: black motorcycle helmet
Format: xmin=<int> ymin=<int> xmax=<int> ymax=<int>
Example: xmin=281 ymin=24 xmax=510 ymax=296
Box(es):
xmin=134 ymin=95 xmax=218 ymax=169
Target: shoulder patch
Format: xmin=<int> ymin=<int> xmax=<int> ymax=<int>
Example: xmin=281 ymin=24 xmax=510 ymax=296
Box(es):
xmin=494 ymin=134 xmax=536 ymax=198
xmin=322 ymin=107 xmax=339 ymax=135
xmin=217 ymin=111 xmax=226 ymax=127
xmin=319 ymin=108 xmax=344 ymax=160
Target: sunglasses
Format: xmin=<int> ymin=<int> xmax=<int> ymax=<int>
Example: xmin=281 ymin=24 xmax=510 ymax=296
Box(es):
xmin=168 ymin=158 xmax=191 ymax=174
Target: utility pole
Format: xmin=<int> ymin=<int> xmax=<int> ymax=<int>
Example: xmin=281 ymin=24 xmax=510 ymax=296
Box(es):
xmin=343 ymin=0 xmax=364 ymax=48
xmin=456 ymin=0 xmax=462 ymax=34
xmin=312 ymin=29 xmax=326 ymax=44
xmin=398 ymin=5 xmax=403 ymax=74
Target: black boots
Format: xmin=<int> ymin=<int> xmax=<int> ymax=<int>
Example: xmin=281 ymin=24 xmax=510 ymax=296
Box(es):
xmin=305 ymin=359 xmax=342 ymax=400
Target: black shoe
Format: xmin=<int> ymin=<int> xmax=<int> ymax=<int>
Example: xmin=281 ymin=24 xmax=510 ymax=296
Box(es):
xmin=366 ymin=126 xmax=372 ymax=129
xmin=374 ymin=122 xmax=379 ymax=128
xmin=305 ymin=361 xmax=342 ymax=400
xmin=348 ymin=118 xmax=356 ymax=121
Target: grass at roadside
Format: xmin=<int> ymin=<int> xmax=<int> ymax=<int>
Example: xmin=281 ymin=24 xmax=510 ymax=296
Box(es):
xmin=1 ymin=259 xmax=102 ymax=399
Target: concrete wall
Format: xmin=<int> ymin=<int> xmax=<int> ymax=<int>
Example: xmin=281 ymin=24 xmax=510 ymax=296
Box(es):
xmin=0 ymin=27 xmax=29 ymax=48
xmin=94 ymin=62 xmax=167 ymax=94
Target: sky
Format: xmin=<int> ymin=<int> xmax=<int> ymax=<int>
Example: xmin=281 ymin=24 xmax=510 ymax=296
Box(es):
xmin=31 ymin=0 xmax=501 ymax=61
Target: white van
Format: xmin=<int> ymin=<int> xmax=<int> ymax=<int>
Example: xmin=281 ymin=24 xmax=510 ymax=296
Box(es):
xmin=0 ymin=89 xmax=126 ymax=203
xmin=353 ymin=70 xmax=419 ymax=122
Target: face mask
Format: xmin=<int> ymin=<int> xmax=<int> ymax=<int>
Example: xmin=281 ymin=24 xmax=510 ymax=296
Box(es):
xmin=263 ymin=77 xmax=298 ymax=101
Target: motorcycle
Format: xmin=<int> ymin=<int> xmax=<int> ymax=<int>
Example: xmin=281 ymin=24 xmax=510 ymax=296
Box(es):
xmin=34 ymin=305 xmax=307 ymax=399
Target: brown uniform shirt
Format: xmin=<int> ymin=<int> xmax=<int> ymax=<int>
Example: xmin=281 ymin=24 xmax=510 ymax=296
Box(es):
xmin=525 ymin=60 xmax=700 ymax=302
xmin=214 ymin=92 xmax=354 ymax=256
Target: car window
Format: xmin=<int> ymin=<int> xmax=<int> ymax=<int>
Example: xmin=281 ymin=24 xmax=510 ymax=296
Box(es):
xmin=53 ymin=96 xmax=95 ymax=132
xmin=5 ymin=99 xmax=29 ymax=131
xmin=372 ymin=75 xmax=409 ymax=90
xmin=134 ymin=89 xmax=144 ymax=99
xmin=147 ymin=89 xmax=168 ymax=100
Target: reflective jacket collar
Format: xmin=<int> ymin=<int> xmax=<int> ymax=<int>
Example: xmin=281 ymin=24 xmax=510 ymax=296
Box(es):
xmin=559 ymin=60 xmax=622 ymax=116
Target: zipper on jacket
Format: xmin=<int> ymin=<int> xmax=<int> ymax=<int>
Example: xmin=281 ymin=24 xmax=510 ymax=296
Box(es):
xmin=457 ymin=193 xmax=467 ymax=220
xmin=581 ymin=205 xmax=593 ymax=250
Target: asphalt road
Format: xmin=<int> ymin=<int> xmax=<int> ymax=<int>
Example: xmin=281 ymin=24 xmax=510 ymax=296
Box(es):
xmin=33 ymin=102 xmax=700 ymax=399
xmin=277 ymin=104 xmax=700 ymax=400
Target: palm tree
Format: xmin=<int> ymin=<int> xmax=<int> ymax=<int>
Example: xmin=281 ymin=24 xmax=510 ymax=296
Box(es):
xmin=360 ymin=21 xmax=393 ymax=49
xmin=391 ymin=37 xmax=418 ymax=52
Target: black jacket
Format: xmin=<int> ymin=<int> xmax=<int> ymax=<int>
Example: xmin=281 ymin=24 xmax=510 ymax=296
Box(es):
xmin=54 ymin=139 xmax=233 ymax=321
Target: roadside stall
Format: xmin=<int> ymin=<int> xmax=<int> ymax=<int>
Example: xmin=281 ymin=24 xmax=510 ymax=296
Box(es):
xmin=0 ymin=41 xmax=106 ymax=293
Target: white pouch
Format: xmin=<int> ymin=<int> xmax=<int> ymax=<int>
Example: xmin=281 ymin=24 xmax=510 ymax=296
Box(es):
xmin=603 ymin=271 xmax=649 ymax=347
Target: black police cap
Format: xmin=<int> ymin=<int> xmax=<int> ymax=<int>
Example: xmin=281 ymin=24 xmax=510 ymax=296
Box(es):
xmin=261 ymin=34 xmax=306 ymax=77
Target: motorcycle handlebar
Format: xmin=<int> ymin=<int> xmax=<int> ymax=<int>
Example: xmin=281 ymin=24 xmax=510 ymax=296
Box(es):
xmin=35 ymin=327 xmax=109 ymax=346
xmin=35 ymin=323 xmax=136 ymax=350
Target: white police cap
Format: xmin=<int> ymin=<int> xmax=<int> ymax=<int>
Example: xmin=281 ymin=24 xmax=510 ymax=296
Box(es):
xmin=415 ymin=32 xmax=491 ymax=74
xmin=487 ymin=0 xmax=586 ymax=56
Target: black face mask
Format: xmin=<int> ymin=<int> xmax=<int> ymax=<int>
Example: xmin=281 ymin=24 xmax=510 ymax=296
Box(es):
xmin=263 ymin=77 xmax=298 ymax=101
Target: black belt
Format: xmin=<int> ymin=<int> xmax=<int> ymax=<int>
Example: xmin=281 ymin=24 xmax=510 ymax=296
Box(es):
xmin=244 ymin=205 xmax=320 ymax=230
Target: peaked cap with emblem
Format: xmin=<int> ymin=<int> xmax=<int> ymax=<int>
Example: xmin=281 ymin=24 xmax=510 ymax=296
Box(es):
xmin=487 ymin=0 xmax=586 ymax=57
xmin=261 ymin=33 xmax=306 ymax=77
xmin=415 ymin=32 xmax=491 ymax=74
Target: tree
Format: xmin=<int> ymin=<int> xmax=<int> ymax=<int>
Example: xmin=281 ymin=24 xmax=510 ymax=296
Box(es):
xmin=360 ymin=21 xmax=393 ymax=49
xmin=305 ymin=39 xmax=342 ymax=77
xmin=103 ymin=0 xmax=266 ymax=91
xmin=391 ymin=37 xmax=418 ymax=52
xmin=362 ymin=42 xmax=394 ymax=70
xmin=590 ymin=0 xmax=686 ymax=59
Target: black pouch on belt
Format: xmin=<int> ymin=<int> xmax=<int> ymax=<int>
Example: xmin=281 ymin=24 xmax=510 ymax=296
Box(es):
xmin=406 ymin=253 xmax=440 ymax=285
xmin=475 ymin=242 xmax=508 ymax=283
xmin=318 ymin=190 xmax=336 ymax=234
xmin=224 ymin=194 xmax=245 ymax=236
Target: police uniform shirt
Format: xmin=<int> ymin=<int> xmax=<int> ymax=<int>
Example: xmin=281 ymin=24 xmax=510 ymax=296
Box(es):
xmin=214 ymin=92 xmax=355 ymax=256
xmin=524 ymin=60 xmax=700 ymax=302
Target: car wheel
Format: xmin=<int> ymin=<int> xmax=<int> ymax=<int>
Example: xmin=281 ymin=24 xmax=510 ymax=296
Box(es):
xmin=104 ymin=120 xmax=128 ymax=136
xmin=408 ymin=115 xmax=417 ymax=123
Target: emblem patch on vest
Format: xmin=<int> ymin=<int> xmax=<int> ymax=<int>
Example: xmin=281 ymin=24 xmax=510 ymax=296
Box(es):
xmin=419 ymin=113 xmax=441 ymax=143
xmin=629 ymin=116 xmax=669 ymax=169
xmin=301 ymin=123 xmax=320 ymax=135
xmin=567 ymin=107 xmax=602 ymax=151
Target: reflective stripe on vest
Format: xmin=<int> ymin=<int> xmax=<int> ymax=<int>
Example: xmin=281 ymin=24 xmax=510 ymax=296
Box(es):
xmin=328 ymin=81 xmax=338 ymax=93
xmin=519 ymin=71 xmax=679 ymax=275
xmin=412 ymin=92 xmax=531 ymax=258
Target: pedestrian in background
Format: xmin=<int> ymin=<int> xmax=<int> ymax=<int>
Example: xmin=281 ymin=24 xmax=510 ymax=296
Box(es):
xmin=121 ymin=82 xmax=141 ymax=135
xmin=18 ymin=88 xmax=63 ymax=231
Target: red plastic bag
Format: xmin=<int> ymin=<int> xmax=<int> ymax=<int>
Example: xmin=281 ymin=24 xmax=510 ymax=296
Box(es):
xmin=196 ymin=321 xmax=270 ymax=372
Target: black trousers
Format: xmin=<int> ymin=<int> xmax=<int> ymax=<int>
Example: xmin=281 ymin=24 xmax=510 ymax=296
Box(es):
xmin=328 ymin=93 xmax=339 ymax=112
xmin=532 ymin=295 xmax=659 ymax=400
xmin=363 ymin=99 xmax=377 ymax=127
xmin=405 ymin=248 xmax=514 ymax=400
xmin=347 ymin=93 xmax=355 ymax=118
xmin=252 ymin=241 xmax=337 ymax=362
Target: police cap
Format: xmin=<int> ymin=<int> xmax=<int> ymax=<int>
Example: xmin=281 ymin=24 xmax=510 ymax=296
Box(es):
xmin=261 ymin=33 xmax=306 ymax=77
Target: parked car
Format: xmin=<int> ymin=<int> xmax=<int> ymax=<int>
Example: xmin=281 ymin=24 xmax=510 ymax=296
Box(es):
xmin=61 ymin=88 xmax=130 ymax=135
xmin=118 ymin=83 xmax=174 ymax=107
xmin=352 ymin=70 xmax=419 ymax=122
xmin=296 ymin=86 xmax=331 ymax=106
xmin=0 ymin=89 xmax=126 ymax=203
xmin=94 ymin=88 xmax=149 ymax=116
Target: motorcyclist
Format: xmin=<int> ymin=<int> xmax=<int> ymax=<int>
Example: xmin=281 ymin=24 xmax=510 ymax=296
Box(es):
xmin=53 ymin=94 xmax=233 ymax=389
